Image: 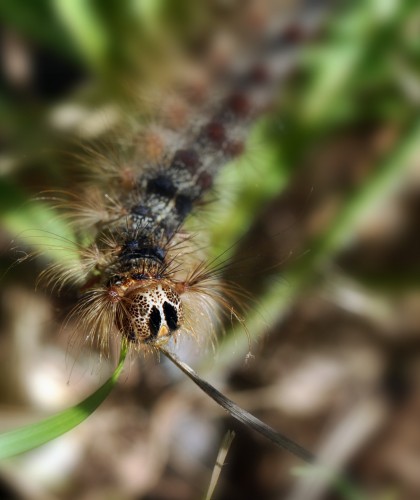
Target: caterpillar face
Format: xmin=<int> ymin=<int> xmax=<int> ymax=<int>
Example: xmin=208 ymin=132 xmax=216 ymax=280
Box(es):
xmin=117 ymin=281 xmax=184 ymax=344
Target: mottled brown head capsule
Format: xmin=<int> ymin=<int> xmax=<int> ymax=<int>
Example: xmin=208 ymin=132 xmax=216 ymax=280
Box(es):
xmin=118 ymin=281 xmax=184 ymax=344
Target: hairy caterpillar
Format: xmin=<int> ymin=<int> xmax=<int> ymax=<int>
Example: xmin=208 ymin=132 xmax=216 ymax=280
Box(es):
xmin=3 ymin=1 xmax=327 ymax=367
xmin=54 ymin=6 xmax=326 ymax=364
xmin=21 ymin=1 xmax=326 ymax=364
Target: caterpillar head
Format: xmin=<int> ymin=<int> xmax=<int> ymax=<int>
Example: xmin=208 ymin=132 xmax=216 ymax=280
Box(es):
xmin=116 ymin=280 xmax=184 ymax=345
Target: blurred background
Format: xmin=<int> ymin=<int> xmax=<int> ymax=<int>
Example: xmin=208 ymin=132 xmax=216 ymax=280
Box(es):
xmin=1 ymin=1 xmax=420 ymax=499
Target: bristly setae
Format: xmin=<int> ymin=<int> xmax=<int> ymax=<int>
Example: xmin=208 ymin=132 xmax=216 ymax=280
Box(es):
xmin=41 ymin=1 xmax=326 ymax=355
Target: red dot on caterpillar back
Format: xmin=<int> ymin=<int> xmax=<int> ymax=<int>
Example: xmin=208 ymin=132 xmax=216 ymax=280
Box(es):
xmin=281 ymin=24 xmax=305 ymax=44
xmin=247 ymin=64 xmax=270 ymax=85
xmin=197 ymin=171 xmax=213 ymax=191
xmin=172 ymin=149 xmax=201 ymax=173
xmin=204 ymin=121 xmax=226 ymax=145
xmin=226 ymin=92 xmax=251 ymax=117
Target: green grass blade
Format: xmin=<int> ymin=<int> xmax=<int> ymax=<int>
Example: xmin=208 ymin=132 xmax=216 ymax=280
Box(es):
xmin=0 ymin=348 xmax=126 ymax=460
xmin=53 ymin=0 xmax=109 ymax=71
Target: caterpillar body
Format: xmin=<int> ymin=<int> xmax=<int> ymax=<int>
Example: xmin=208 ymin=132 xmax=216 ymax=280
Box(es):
xmin=36 ymin=0 xmax=326 ymax=360
xmin=25 ymin=1 xmax=327 ymax=358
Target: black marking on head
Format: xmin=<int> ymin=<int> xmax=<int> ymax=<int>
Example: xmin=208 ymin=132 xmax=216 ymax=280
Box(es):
xmin=175 ymin=194 xmax=193 ymax=218
xmin=163 ymin=301 xmax=179 ymax=332
xmin=148 ymin=306 xmax=161 ymax=338
xmin=146 ymin=174 xmax=177 ymax=198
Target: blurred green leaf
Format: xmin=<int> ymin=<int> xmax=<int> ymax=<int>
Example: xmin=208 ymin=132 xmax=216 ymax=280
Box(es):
xmin=0 ymin=178 xmax=77 ymax=263
xmin=53 ymin=0 xmax=109 ymax=72
xmin=0 ymin=347 xmax=126 ymax=460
